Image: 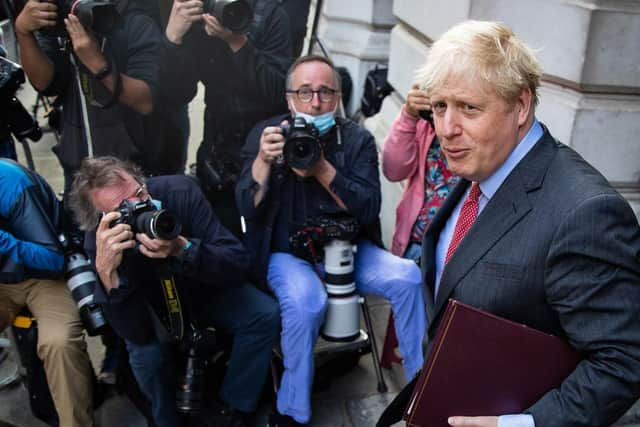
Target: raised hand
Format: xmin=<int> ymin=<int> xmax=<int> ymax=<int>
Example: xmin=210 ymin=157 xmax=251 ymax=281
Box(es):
xmin=405 ymin=83 xmax=431 ymax=118
xmin=166 ymin=0 xmax=204 ymax=45
xmin=15 ymin=0 xmax=58 ymax=35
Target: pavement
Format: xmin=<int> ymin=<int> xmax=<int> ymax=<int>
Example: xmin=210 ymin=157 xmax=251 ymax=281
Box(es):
xmin=0 ymin=82 xmax=409 ymax=427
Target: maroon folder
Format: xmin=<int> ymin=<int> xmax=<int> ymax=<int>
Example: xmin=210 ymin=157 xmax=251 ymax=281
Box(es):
xmin=404 ymin=299 xmax=580 ymax=427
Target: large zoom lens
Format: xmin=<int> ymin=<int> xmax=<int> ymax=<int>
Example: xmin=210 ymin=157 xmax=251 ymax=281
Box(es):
xmin=134 ymin=209 xmax=182 ymax=241
xmin=176 ymin=346 xmax=206 ymax=414
xmin=65 ymin=252 xmax=107 ymax=336
xmin=321 ymin=240 xmax=360 ymax=342
xmin=4 ymin=97 xmax=42 ymax=142
xmin=176 ymin=328 xmax=217 ymax=414
xmin=203 ymin=0 xmax=253 ymax=33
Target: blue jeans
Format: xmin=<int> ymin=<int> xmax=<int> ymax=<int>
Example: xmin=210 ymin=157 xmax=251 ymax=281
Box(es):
xmin=267 ymin=240 xmax=426 ymax=423
xmin=126 ymin=283 xmax=280 ymax=427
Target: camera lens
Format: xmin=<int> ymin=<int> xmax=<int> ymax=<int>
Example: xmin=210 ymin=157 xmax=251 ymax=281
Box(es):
xmin=176 ymin=346 xmax=206 ymax=414
xmin=294 ymin=140 xmax=312 ymax=157
xmin=136 ymin=209 xmax=182 ymax=240
xmin=205 ymin=0 xmax=253 ymax=33
xmin=72 ymin=0 xmax=120 ymax=34
xmin=65 ymin=252 xmax=107 ymax=336
xmin=283 ymin=134 xmax=321 ymax=170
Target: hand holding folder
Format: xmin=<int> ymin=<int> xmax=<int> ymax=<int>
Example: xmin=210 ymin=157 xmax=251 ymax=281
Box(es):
xmin=404 ymin=300 xmax=580 ymax=427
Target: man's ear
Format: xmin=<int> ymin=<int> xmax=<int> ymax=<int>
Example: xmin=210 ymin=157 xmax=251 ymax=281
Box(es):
xmin=286 ymin=95 xmax=295 ymax=115
xmin=516 ymin=87 xmax=533 ymax=126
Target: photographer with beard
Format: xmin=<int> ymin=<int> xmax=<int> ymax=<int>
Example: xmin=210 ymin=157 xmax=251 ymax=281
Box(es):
xmin=14 ymin=0 xmax=166 ymax=194
xmin=161 ymin=0 xmax=293 ymax=237
xmin=236 ymin=55 xmax=427 ymax=426
xmin=69 ymin=156 xmax=280 ymax=427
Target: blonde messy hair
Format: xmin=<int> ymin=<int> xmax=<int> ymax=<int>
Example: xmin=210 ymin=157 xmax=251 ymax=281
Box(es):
xmin=69 ymin=156 xmax=145 ymax=231
xmin=416 ymin=20 xmax=542 ymax=107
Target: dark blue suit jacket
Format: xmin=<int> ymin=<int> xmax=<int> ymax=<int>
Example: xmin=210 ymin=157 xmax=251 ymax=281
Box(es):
xmin=422 ymin=127 xmax=640 ymax=427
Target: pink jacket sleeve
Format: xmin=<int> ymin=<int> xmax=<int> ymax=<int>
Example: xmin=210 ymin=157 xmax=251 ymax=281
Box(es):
xmin=382 ymin=106 xmax=433 ymax=182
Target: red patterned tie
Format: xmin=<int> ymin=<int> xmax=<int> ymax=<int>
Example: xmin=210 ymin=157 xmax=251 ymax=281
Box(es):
xmin=445 ymin=182 xmax=481 ymax=264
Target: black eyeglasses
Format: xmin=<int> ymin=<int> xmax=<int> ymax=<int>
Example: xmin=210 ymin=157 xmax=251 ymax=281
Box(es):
xmin=286 ymin=86 xmax=339 ymax=103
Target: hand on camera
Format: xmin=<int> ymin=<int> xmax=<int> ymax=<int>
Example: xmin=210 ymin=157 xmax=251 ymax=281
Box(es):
xmin=136 ymin=234 xmax=188 ymax=260
xmin=15 ymin=0 xmax=57 ymax=35
xmin=202 ymin=14 xmax=247 ymax=52
xmin=405 ymin=84 xmax=431 ymax=118
xmin=95 ymin=211 xmax=136 ymax=291
xmin=166 ymin=0 xmax=203 ymax=45
xmin=258 ymin=125 xmax=285 ymax=165
xmin=64 ymin=14 xmax=107 ymax=74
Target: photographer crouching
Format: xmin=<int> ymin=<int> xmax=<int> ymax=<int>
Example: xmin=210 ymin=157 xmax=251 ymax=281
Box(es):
xmin=236 ymin=55 xmax=427 ymax=426
xmin=69 ymin=156 xmax=280 ymax=427
xmin=0 ymin=159 xmax=94 ymax=427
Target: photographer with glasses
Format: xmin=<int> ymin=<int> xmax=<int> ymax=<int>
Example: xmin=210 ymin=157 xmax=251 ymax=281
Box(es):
xmin=236 ymin=55 xmax=427 ymax=427
xmin=160 ymin=0 xmax=293 ymax=237
xmin=69 ymin=156 xmax=280 ymax=427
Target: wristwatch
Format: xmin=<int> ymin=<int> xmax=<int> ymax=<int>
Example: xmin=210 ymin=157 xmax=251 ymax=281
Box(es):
xmin=93 ymin=62 xmax=112 ymax=81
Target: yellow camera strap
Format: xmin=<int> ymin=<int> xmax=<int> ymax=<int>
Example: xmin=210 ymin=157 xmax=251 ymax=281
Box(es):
xmin=159 ymin=274 xmax=184 ymax=341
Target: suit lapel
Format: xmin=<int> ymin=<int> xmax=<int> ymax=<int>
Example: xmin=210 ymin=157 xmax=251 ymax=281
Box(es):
xmin=428 ymin=129 xmax=559 ymax=327
xmin=421 ymin=179 xmax=469 ymax=315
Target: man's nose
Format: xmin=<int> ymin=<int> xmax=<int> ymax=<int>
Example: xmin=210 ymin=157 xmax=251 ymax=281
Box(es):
xmin=438 ymin=109 xmax=462 ymax=139
xmin=310 ymin=92 xmax=322 ymax=108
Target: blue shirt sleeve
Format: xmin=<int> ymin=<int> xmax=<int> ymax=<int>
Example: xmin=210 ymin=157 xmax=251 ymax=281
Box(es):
xmin=0 ymin=229 xmax=64 ymax=272
xmin=498 ymin=414 xmax=535 ymax=427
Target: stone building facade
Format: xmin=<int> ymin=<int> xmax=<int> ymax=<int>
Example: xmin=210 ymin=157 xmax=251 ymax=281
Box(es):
xmin=313 ymin=0 xmax=640 ymax=245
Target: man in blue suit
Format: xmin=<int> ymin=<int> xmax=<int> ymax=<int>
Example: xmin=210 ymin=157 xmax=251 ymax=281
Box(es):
xmin=381 ymin=20 xmax=640 ymax=427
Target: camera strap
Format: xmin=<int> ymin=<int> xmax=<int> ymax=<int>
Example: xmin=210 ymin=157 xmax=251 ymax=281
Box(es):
xmin=158 ymin=272 xmax=184 ymax=341
xmin=146 ymin=263 xmax=184 ymax=343
xmin=70 ymin=54 xmax=94 ymax=157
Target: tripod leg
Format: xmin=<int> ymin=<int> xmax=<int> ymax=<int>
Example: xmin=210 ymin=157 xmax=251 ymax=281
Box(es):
xmin=360 ymin=297 xmax=388 ymax=393
xmin=18 ymin=138 xmax=36 ymax=171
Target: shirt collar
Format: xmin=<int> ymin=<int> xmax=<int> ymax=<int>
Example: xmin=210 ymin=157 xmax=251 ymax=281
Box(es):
xmin=479 ymin=118 xmax=543 ymax=200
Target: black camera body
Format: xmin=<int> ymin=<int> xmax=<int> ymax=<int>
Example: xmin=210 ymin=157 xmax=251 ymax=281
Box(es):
xmin=202 ymin=0 xmax=253 ymax=33
xmin=289 ymin=214 xmax=360 ymax=262
xmin=111 ymin=198 xmax=182 ymax=241
xmin=46 ymin=0 xmax=120 ymax=36
xmin=280 ymin=116 xmax=322 ymax=170
xmin=0 ymin=56 xmax=42 ymax=142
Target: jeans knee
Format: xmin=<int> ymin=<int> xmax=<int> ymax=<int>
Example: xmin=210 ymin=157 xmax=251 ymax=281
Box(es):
xmin=292 ymin=293 xmax=327 ymax=327
xmin=251 ymin=301 xmax=281 ymax=342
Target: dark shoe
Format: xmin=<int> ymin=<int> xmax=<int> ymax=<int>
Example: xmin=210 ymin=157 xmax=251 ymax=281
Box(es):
xmin=191 ymin=405 xmax=250 ymax=427
xmin=268 ymin=410 xmax=306 ymax=427
xmin=219 ymin=406 xmax=250 ymax=427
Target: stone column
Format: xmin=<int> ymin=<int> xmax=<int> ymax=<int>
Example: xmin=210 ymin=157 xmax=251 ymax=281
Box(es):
xmin=314 ymin=0 xmax=396 ymax=115
xmin=367 ymin=0 xmax=640 ymax=244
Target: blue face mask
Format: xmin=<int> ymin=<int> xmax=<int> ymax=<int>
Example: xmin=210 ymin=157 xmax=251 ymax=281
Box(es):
xmin=151 ymin=199 xmax=162 ymax=210
xmin=294 ymin=111 xmax=336 ymax=136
